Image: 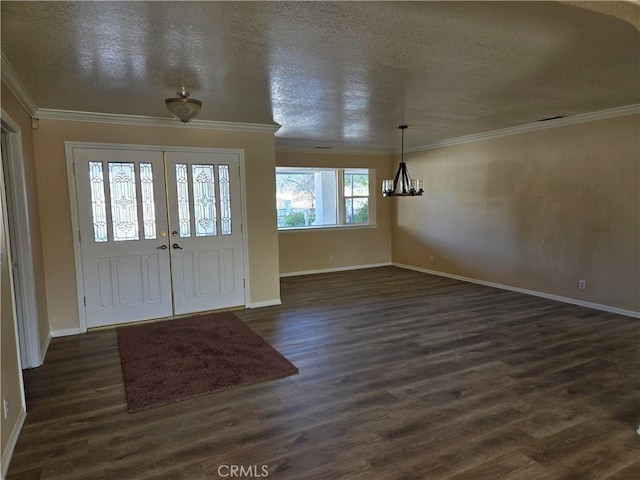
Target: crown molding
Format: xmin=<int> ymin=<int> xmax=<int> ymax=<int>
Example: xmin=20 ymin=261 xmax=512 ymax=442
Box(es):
xmin=275 ymin=143 xmax=391 ymax=156
xmin=34 ymin=108 xmax=281 ymax=134
xmin=278 ymin=104 xmax=640 ymax=155
xmin=1 ymin=52 xmax=39 ymax=116
xmin=409 ymin=104 xmax=640 ymax=153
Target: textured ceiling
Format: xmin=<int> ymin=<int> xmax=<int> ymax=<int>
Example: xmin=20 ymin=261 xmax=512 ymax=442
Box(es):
xmin=1 ymin=1 xmax=638 ymax=151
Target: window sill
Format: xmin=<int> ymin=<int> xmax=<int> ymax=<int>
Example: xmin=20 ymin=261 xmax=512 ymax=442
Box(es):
xmin=278 ymin=224 xmax=378 ymax=233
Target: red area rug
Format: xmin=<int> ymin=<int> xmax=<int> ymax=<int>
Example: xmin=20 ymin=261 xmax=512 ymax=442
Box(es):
xmin=117 ymin=312 xmax=298 ymax=412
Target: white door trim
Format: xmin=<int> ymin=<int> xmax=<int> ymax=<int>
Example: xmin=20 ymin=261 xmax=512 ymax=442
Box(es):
xmin=1 ymin=109 xmax=42 ymax=368
xmin=65 ymin=142 xmax=250 ymax=332
xmin=65 ymin=142 xmax=88 ymax=332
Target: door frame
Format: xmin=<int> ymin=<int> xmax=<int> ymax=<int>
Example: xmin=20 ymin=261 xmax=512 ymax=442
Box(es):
xmin=65 ymin=142 xmax=250 ymax=333
xmin=1 ymin=109 xmax=42 ymax=368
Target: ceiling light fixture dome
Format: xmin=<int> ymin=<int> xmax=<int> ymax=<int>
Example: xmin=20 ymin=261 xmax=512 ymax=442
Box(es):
xmin=382 ymin=125 xmax=424 ymax=197
xmin=165 ymin=86 xmax=202 ymax=123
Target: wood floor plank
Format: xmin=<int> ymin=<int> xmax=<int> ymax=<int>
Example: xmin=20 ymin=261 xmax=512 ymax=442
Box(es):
xmin=447 ymin=452 xmax=539 ymax=480
xmin=6 ymin=266 xmax=640 ymax=480
xmin=551 ymin=429 xmax=640 ymax=480
xmin=603 ymin=460 xmax=640 ymax=480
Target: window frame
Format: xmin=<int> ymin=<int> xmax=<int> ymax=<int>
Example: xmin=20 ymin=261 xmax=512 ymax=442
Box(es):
xmin=342 ymin=170 xmax=370 ymax=226
xmin=276 ymin=166 xmax=375 ymax=231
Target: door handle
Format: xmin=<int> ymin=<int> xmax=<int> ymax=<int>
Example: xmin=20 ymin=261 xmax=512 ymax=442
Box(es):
xmin=156 ymin=245 xmax=168 ymax=250
xmin=172 ymin=243 xmax=183 ymax=250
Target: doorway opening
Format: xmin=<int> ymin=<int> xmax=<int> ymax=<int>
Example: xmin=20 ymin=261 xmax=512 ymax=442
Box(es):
xmin=1 ymin=112 xmax=41 ymax=368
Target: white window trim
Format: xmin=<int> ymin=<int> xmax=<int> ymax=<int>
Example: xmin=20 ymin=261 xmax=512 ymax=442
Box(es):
xmin=276 ymin=167 xmax=376 ymax=231
xmin=278 ymin=224 xmax=378 ymax=233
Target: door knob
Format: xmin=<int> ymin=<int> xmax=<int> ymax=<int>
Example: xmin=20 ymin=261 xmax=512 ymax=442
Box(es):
xmin=172 ymin=243 xmax=183 ymax=250
xmin=156 ymin=245 xmax=168 ymax=250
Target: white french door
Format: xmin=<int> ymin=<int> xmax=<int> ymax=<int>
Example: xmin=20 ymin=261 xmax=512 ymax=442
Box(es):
xmin=165 ymin=151 xmax=245 ymax=315
xmin=72 ymin=146 xmax=245 ymax=328
xmin=74 ymin=148 xmax=173 ymax=327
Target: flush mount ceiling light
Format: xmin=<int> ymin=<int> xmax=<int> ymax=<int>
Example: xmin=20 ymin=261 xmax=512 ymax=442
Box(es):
xmin=382 ymin=125 xmax=424 ymax=197
xmin=165 ymin=86 xmax=202 ymax=123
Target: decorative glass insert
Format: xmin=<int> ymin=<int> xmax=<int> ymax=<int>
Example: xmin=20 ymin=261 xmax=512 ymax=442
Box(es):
xmin=139 ymin=162 xmax=156 ymax=240
xmin=88 ymin=161 xmax=108 ymax=242
xmin=192 ymin=164 xmax=217 ymax=237
xmin=175 ymin=163 xmax=191 ymax=237
xmin=108 ymin=162 xmax=139 ymax=241
xmin=218 ymin=164 xmax=232 ymax=235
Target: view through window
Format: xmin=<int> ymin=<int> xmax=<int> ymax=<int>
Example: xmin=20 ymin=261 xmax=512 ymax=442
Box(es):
xmin=276 ymin=168 xmax=370 ymax=229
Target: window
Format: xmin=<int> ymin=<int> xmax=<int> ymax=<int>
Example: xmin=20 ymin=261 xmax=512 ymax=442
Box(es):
xmin=344 ymin=170 xmax=369 ymax=224
xmin=276 ymin=167 xmax=371 ymax=229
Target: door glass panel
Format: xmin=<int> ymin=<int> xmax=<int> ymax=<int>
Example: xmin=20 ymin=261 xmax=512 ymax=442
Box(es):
xmin=109 ymin=162 xmax=139 ymax=241
xmin=88 ymin=162 xmax=108 ymax=242
xmin=192 ymin=164 xmax=217 ymax=237
xmin=139 ymin=162 xmax=156 ymax=240
xmin=175 ymin=163 xmax=191 ymax=238
xmin=218 ymin=164 xmax=232 ymax=235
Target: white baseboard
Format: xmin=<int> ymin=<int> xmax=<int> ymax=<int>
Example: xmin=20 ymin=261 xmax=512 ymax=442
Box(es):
xmin=1 ymin=408 xmax=27 ymax=480
xmin=50 ymin=327 xmax=82 ymax=337
xmin=280 ymin=262 xmax=392 ymax=278
xmin=393 ymin=262 xmax=640 ymax=319
xmin=39 ymin=332 xmax=52 ymax=364
xmin=247 ymin=299 xmax=282 ymax=308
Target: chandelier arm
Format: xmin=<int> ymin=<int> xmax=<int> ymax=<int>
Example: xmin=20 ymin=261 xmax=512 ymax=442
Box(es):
xmin=402 ymin=163 xmax=412 ymax=193
xmin=392 ymin=164 xmax=403 ymax=193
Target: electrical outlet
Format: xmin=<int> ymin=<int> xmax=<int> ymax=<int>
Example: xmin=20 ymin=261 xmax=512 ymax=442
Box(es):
xmin=3 ymin=398 xmax=9 ymax=419
xmin=578 ymin=279 xmax=587 ymax=290
xmin=329 ymin=254 xmax=334 ymax=262
xmin=429 ymin=256 xmax=435 ymax=264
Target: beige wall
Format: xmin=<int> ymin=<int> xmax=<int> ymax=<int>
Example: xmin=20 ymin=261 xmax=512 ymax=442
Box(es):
xmin=392 ymin=114 xmax=640 ymax=313
xmin=32 ymin=120 xmax=280 ymax=332
xmin=276 ymin=151 xmax=393 ymax=274
xmin=1 ymin=83 xmax=50 ymax=349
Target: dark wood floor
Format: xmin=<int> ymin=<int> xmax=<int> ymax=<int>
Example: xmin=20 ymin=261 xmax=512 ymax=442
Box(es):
xmin=7 ymin=266 xmax=640 ymax=480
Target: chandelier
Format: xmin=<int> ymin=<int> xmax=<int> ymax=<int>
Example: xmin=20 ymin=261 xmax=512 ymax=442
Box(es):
xmin=165 ymin=86 xmax=202 ymax=123
xmin=382 ymin=125 xmax=424 ymax=197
